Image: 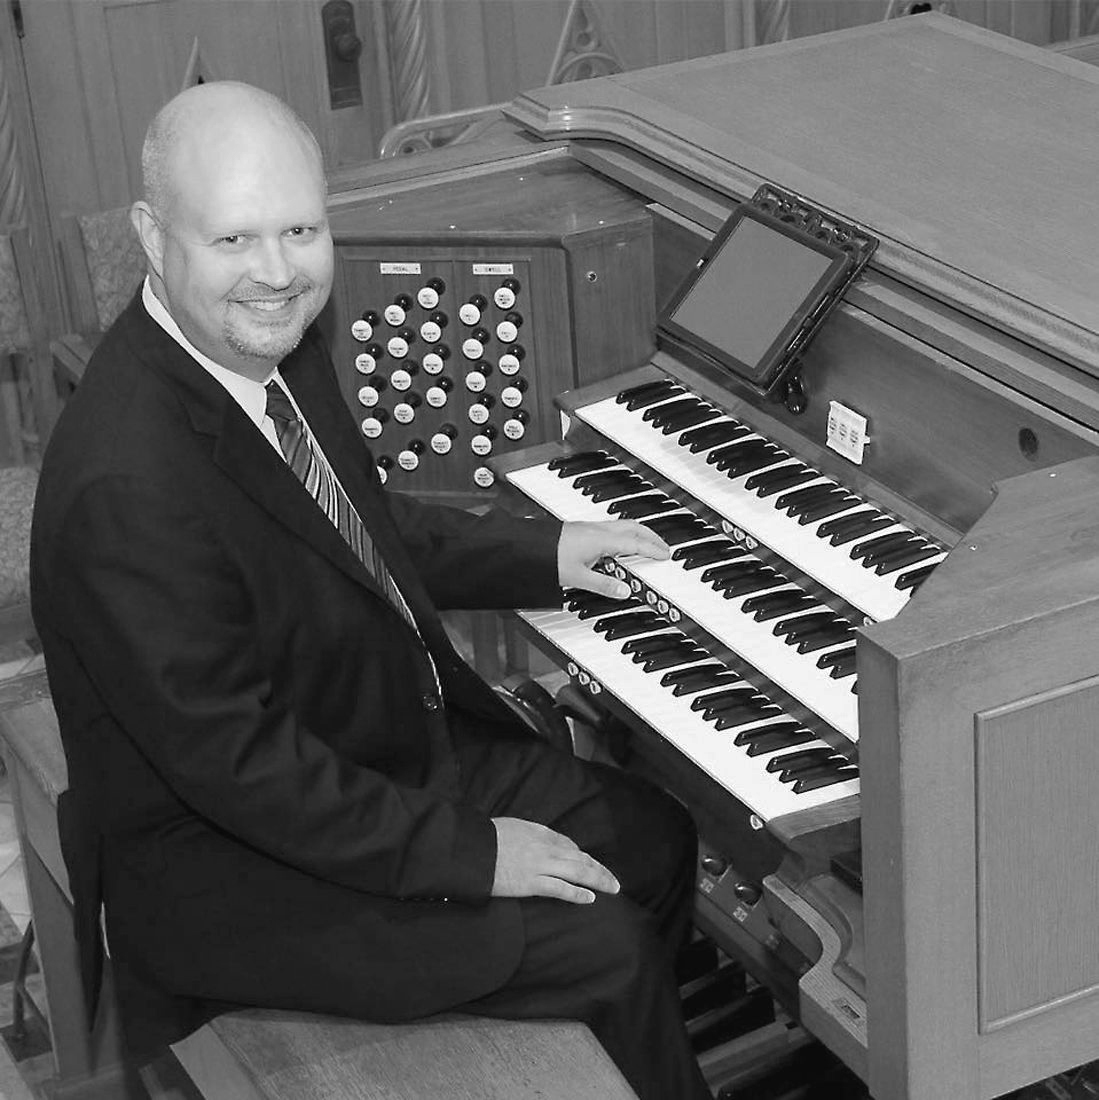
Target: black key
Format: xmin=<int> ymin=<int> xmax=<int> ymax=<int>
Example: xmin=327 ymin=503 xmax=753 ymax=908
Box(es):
xmin=773 ymin=611 xmax=838 ymax=639
xmin=734 ymin=722 xmax=813 ymax=755
xmin=816 ymin=507 xmax=879 ymax=539
xmin=607 ymin=494 xmax=678 ymax=519
xmin=816 ymin=646 xmax=856 ymax=670
xmin=827 ymin=652 xmax=858 ymax=679
xmin=703 ymin=561 xmax=768 ymax=585
xmin=661 ymin=666 xmax=742 ymax=695
xmin=643 ymin=515 xmax=710 ymax=545
xmin=820 ymin=512 xmax=893 ymax=547
xmin=776 ymin=482 xmax=835 ymax=510
xmin=753 ymin=596 xmax=817 ymax=623
xmin=623 ymin=384 xmax=684 ymax=411
xmin=794 ymin=766 xmax=859 ymax=794
xmin=723 ymin=453 xmax=786 ymax=480
xmin=706 ymin=439 xmax=774 ymax=468
xmin=719 ymin=572 xmax=785 ymax=599
xmin=602 ymin=618 xmax=664 ymax=641
xmin=896 ymin=562 xmax=938 ymax=591
xmin=621 ymin=633 xmax=681 ymax=656
xmin=780 ymin=760 xmax=845 ymax=785
xmin=744 ymin=463 xmax=814 ymax=497
xmin=713 ymin=706 xmax=783 ymax=731
xmin=648 ymin=397 xmax=709 ymax=424
xmin=572 ymin=596 xmax=641 ymax=620
xmin=624 ymin=384 xmax=685 ymax=412
xmin=573 ymin=468 xmax=631 ymax=493
xmin=643 ymin=648 xmax=708 ymax=673
xmin=630 ymin=639 xmax=689 ymax=665
xmin=678 ymin=421 xmax=749 ymax=453
xmin=659 ymin=405 xmax=719 ymax=435
xmin=701 ymin=560 xmax=759 ymax=585
xmin=563 ymin=586 xmax=597 ymax=604
xmin=590 ymin=477 xmax=650 ymax=504
xmin=797 ymin=494 xmax=864 ymax=526
xmin=766 ymin=746 xmax=838 ymax=774
xmin=675 ymin=542 xmax=745 ymax=569
xmin=690 ymin=686 xmax=758 ymax=712
xmin=617 ymin=379 xmax=680 ymax=408
xmin=594 ymin=611 xmax=659 ymax=638
xmin=756 ymin=470 xmax=819 ymax=499
xmin=714 ymin=446 xmax=783 ymax=478
xmin=697 ymin=691 xmax=770 ymax=716
xmin=796 ymin=626 xmax=856 ymax=654
xmin=741 ymin=590 xmax=812 ymax=619
xmin=850 ymin=531 xmax=917 ymax=563
xmin=548 ymin=451 xmax=615 ymax=477
xmin=705 ymin=699 xmax=780 ymax=724
xmin=602 ymin=620 xmax=660 ymax=642
xmin=875 ymin=544 xmax=940 ymax=576
xmin=660 ymin=663 xmax=730 ymax=687
xmin=643 ymin=397 xmax=701 ymax=425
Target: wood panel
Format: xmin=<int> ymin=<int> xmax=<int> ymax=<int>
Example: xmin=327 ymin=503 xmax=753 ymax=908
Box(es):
xmin=17 ymin=0 xmax=390 ymax=222
xmin=175 ymin=1010 xmax=637 ymax=1100
xmin=975 ymin=678 xmax=1099 ymax=1029
xmin=861 ymin=456 xmax=1099 ymax=1100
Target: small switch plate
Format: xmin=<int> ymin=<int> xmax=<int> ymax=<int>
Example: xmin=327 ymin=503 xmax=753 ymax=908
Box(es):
xmin=827 ymin=401 xmax=869 ymax=464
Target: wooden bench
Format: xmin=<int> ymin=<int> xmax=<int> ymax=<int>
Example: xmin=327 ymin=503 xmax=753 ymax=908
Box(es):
xmin=0 ymin=671 xmax=637 ymax=1100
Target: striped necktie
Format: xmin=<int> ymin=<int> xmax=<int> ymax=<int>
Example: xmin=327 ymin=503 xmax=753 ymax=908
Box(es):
xmin=264 ymin=380 xmax=426 ymax=645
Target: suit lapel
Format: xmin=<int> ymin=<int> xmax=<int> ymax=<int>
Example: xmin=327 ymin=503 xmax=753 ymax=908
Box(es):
xmin=125 ymin=300 xmax=393 ymax=607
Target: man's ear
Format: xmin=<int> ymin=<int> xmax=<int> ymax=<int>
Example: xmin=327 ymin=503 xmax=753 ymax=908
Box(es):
xmin=131 ymin=201 xmax=165 ymax=279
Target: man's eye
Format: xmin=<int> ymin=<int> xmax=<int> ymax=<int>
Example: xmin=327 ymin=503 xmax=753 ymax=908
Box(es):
xmin=217 ymin=235 xmax=246 ymax=247
xmin=286 ymin=226 xmax=317 ymax=239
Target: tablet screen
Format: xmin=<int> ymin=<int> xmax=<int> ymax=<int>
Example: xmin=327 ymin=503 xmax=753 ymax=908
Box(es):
xmin=663 ymin=207 xmax=848 ymax=388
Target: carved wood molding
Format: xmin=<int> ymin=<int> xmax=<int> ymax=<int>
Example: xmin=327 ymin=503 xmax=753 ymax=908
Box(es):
xmin=546 ymin=0 xmax=623 ymax=84
xmin=180 ymin=37 xmax=220 ymax=91
xmin=0 ymin=53 xmax=27 ymax=229
xmin=385 ymin=0 xmax=430 ymax=124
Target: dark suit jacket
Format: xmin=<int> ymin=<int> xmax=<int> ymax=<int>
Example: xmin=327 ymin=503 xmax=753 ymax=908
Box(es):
xmin=30 ymin=294 xmax=564 ymax=1053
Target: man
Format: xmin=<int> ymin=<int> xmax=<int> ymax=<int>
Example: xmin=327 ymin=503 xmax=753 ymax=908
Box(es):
xmin=31 ymin=82 xmax=712 ymax=1100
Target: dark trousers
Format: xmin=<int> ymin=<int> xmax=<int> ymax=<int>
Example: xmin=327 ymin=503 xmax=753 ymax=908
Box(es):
xmin=448 ymin=721 xmax=712 ymax=1100
xmin=107 ymin=722 xmax=711 ymax=1100
xmin=452 ymin=724 xmax=712 ymax=1100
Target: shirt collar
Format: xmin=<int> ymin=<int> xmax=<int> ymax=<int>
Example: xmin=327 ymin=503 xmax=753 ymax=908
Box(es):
xmin=141 ymin=277 xmax=280 ymax=430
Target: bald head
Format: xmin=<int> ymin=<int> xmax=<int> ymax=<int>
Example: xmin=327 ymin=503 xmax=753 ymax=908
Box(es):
xmin=131 ymin=81 xmax=334 ymax=381
xmin=142 ymin=82 xmax=324 ymax=226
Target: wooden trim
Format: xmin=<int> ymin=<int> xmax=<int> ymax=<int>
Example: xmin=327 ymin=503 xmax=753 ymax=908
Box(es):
xmin=505 ymin=14 xmax=1099 ymax=381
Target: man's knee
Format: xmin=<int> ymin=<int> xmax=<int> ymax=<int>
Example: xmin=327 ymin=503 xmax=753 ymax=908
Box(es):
xmin=524 ymin=893 xmax=667 ymax=1001
xmin=596 ymin=766 xmax=698 ymax=892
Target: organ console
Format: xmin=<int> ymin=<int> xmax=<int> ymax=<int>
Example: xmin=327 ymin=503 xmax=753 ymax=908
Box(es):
xmin=323 ymin=12 xmax=1099 ymax=1100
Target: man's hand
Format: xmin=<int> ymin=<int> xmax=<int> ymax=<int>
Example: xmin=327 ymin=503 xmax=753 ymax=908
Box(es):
xmin=491 ymin=817 xmax=620 ymax=904
xmin=557 ymin=520 xmax=670 ymax=599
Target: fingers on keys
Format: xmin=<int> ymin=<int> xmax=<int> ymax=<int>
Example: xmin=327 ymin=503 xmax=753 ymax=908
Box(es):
xmin=608 ymin=520 xmax=671 ymax=562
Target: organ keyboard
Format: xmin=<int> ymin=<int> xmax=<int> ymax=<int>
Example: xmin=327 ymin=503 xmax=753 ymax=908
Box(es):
xmin=519 ymin=600 xmax=859 ymax=822
xmin=334 ymin=12 xmax=1099 ymax=1100
xmin=572 ymin=378 xmax=949 ymax=622
xmin=507 ymin=440 xmax=862 ymax=740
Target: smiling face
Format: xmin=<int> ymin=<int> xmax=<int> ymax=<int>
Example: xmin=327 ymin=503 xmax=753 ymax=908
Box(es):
xmin=134 ymin=86 xmax=334 ymax=381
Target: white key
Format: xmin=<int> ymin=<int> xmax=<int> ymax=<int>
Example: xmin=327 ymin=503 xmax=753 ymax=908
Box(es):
xmin=577 ymin=392 xmax=944 ymax=622
xmin=507 ymin=462 xmax=859 ymax=741
xmin=521 ymin=607 xmax=860 ymax=821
